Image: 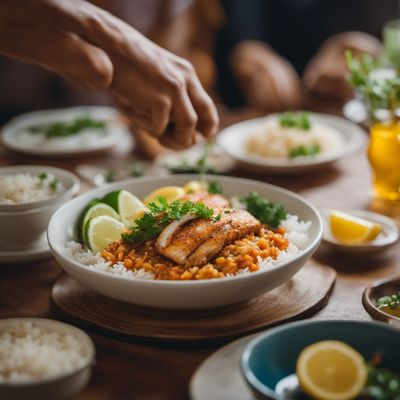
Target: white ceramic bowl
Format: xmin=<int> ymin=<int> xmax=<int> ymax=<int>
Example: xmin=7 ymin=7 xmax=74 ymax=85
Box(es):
xmin=217 ymin=112 xmax=366 ymax=174
xmin=0 ymin=318 xmax=95 ymax=400
xmin=0 ymin=166 xmax=80 ymax=250
xmin=48 ymin=175 xmax=323 ymax=309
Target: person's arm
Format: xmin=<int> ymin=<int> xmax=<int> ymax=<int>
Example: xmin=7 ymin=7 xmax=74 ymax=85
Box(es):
xmin=0 ymin=0 xmax=218 ymax=149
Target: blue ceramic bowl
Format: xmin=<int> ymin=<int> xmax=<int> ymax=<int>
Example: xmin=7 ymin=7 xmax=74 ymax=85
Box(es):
xmin=241 ymin=320 xmax=400 ymax=400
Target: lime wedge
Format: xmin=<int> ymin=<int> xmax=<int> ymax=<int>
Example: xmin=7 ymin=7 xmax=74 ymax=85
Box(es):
xmin=102 ymin=190 xmax=146 ymax=228
xmin=86 ymin=215 xmax=125 ymax=253
xmin=80 ymin=202 xmax=121 ymax=243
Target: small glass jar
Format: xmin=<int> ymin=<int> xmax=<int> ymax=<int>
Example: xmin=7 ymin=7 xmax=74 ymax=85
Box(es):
xmin=368 ymin=119 xmax=400 ymax=201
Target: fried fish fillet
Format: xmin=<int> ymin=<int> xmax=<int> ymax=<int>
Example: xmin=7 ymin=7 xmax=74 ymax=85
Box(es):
xmin=156 ymin=209 xmax=261 ymax=266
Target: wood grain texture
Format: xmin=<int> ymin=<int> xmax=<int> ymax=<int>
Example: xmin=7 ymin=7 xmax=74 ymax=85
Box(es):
xmin=51 ymin=262 xmax=336 ymax=343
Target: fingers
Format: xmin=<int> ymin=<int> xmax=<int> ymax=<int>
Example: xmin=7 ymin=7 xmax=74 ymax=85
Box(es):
xmin=187 ymin=77 xmax=219 ymax=138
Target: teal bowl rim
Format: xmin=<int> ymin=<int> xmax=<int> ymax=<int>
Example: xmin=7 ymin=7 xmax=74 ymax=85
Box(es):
xmin=240 ymin=319 xmax=399 ymax=400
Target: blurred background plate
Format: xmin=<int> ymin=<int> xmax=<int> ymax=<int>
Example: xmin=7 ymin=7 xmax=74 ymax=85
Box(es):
xmin=1 ymin=106 xmax=133 ymax=157
xmin=217 ymin=112 xmax=366 ymax=174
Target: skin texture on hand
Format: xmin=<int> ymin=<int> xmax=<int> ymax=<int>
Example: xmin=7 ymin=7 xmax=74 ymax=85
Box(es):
xmin=0 ymin=0 xmax=219 ymax=149
xmin=230 ymin=41 xmax=304 ymax=112
xmin=303 ymin=31 xmax=382 ymax=101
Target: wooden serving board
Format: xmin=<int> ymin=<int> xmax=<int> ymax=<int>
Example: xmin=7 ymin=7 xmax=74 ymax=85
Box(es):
xmin=51 ymin=261 xmax=336 ymax=343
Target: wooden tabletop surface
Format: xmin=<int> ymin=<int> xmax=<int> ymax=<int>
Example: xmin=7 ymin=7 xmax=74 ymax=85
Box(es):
xmin=1 ymin=105 xmax=399 ymax=400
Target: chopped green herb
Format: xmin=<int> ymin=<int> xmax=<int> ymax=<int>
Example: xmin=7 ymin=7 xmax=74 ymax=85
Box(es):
xmin=376 ymin=293 xmax=400 ymax=309
xmin=364 ymin=363 xmax=400 ymax=399
xmin=208 ymin=181 xmax=222 ymax=194
xmin=38 ymin=173 xmax=47 ymax=181
xmin=29 ymin=116 xmax=106 ymax=139
xmin=128 ymin=162 xmax=145 ymax=177
xmin=104 ymin=169 xmax=114 ymax=183
xmin=122 ymin=196 xmax=215 ymax=244
xmin=212 ymin=213 xmax=222 ymax=222
xmin=49 ymin=179 xmax=58 ymax=191
xmin=289 ymin=144 xmax=321 ymax=158
xmin=240 ymin=192 xmax=287 ymax=228
xmin=279 ymin=112 xmax=311 ymax=130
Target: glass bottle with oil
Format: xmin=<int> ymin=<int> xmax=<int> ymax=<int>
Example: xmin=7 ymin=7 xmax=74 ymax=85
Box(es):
xmin=368 ymin=116 xmax=400 ymax=201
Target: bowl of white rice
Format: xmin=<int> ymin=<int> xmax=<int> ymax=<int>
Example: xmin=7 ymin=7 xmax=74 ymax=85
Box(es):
xmin=0 ymin=165 xmax=79 ymax=250
xmin=0 ymin=318 xmax=95 ymax=400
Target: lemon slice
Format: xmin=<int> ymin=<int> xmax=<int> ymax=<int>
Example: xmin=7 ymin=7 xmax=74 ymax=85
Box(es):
xmin=86 ymin=215 xmax=125 ymax=253
xmin=143 ymin=186 xmax=185 ymax=205
xmin=329 ymin=211 xmax=381 ymax=244
xmin=80 ymin=202 xmax=121 ymax=243
xmin=103 ymin=190 xmax=146 ymax=228
xmin=297 ymin=340 xmax=367 ymax=400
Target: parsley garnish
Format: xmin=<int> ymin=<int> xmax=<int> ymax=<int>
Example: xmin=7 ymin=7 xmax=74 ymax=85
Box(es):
xmin=289 ymin=144 xmax=321 ymax=158
xmin=122 ymin=196 xmax=215 ymax=244
xmin=38 ymin=173 xmax=47 ymax=181
xmin=241 ymin=192 xmax=287 ymax=228
xmin=208 ymin=181 xmax=222 ymax=194
xmin=279 ymin=112 xmax=311 ymax=130
xmin=29 ymin=116 xmax=106 ymax=139
xmin=49 ymin=179 xmax=59 ymax=191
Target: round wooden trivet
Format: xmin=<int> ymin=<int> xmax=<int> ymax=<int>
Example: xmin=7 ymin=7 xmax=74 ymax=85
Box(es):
xmin=51 ymin=261 xmax=336 ymax=343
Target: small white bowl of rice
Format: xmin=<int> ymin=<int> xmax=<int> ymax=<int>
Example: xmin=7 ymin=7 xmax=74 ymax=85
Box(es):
xmin=0 ymin=165 xmax=80 ymax=250
xmin=0 ymin=318 xmax=95 ymax=400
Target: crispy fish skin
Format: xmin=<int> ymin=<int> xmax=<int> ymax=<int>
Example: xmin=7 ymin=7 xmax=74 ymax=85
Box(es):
xmin=156 ymin=209 xmax=261 ymax=266
xmin=184 ymin=210 xmax=261 ymax=267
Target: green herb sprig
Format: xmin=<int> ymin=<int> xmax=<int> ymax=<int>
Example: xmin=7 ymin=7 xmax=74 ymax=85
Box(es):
xmin=207 ymin=181 xmax=222 ymax=194
xmin=365 ymin=363 xmax=400 ymax=400
xmin=240 ymin=192 xmax=287 ymax=228
xmin=289 ymin=144 xmax=321 ymax=159
xmin=376 ymin=293 xmax=400 ymax=310
xmin=279 ymin=112 xmax=311 ymax=130
xmin=121 ymin=196 xmax=215 ymax=244
xmin=29 ymin=116 xmax=106 ymax=139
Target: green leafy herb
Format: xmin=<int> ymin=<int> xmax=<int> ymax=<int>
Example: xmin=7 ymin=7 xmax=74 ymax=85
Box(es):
xmin=104 ymin=169 xmax=114 ymax=183
xmin=122 ymin=196 xmax=215 ymax=243
xmin=289 ymin=144 xmax=321 ymax=158
xmin=49 ymin=179 xmax=59 ymax=191
xmin=208 ymin=181 xmax=222 ymax=194
xmin=279 ymin=112 xmax=311 ymax=130
xmin=364 ymin=363 xmax=400 ymax=399
xmin=128 ymin=162 xmax=145 ymax=177
xmin=38 ymin=173 xmax=47 ymax=181
xmin=240 ymin=192 xmax=287 ymax=228
xmin=376 ymin=293 xmax=400 ymax=310
xmin=29 ymin=116 xmax=106 ymax=139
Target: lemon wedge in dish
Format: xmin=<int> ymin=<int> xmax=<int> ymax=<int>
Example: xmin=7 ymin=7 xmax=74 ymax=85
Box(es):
xmin=297 ymin=340 xmax=367 ymax=400
xmin=329 ymin=211 xmax=381 ymax=244
xmin=143 ymin=186 xmax=185 ymax=205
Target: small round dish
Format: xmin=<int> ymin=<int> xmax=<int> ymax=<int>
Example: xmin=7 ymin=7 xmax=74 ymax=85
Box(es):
xmin=0 ymin=165 xmax=80 ymax=251
xmin=0 ymin=233 xmax=51 ymax=264
xmin=363 ymin=275 xmax=400 ymax=327
xmin=1 ymin=106 xmax=132 ymax=157
xmin=216 ymin=112 xmax=366 ymax=174
xmin=321 ymin=209 xmax=399 ymax=255
xmin=0 ymin=318 xmax=95 ymax=400
xmin=241 ymin=320 xmax=400 ymax=400
xmin=156 ymin=143 xmax=235 ymax=175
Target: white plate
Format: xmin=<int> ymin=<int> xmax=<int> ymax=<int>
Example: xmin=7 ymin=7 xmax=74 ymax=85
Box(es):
xmin=322 ymin=209 xmax=400 ymax=255
xmin=0 ymin=233 xmax=51 ymax=264
xmin=1 ymin=106 xmax=132 ymax=157
xmin=217 ymin=112 xmax=366 ymax=174
xmin=156 ymin=143 xmax=235 ymax=174
xmin=190 ymin=334 xmax=256 ymax=400
xmin=48 ymin=175 xmax=323 ymax=309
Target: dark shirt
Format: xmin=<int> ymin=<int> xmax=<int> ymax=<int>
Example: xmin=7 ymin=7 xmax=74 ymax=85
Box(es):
xmin=215 ymin=0 xmax=399 ymax=106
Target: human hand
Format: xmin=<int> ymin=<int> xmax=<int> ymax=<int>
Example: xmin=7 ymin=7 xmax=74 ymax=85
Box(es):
xmin=0 ymin=0 xmax=219 ymax=149
xmin=230 ymin=41 xmax=304 ymax=111
xmin=303 ymin=32 xmax=382 ymax=101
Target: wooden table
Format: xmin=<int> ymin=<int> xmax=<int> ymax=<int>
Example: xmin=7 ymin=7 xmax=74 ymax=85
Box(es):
xmin=1 ymin=108 xmax=399 ymax=400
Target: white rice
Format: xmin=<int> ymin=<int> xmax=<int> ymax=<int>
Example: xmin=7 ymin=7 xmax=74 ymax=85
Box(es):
xmin=0 ymin=321 xmax=89 ymax=383
xmin=0 ymin=173 xmax=64 ymax=204
xmin=246 ymin=118 xmax=343 ymax=158
xmin=63 ymin=214 xmax=311 ymax=280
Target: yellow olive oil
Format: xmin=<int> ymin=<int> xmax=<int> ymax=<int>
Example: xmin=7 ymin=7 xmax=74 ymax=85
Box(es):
xmin=368 ymin=122 xmax=400 ymax=201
